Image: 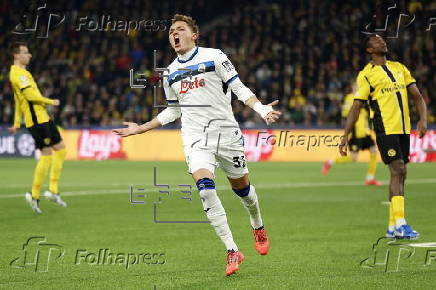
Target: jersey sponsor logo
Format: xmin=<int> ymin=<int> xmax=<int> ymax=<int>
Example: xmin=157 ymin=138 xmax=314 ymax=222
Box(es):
xmin=388 ymin=149 xmax=397 ymax=157
xmin=78 ymin=130 xmax=126 ymax=160
xmin=381 ymin=83 xmax=406 ymax=94
xmin=179 ymin=77 xmax=205 ymax=94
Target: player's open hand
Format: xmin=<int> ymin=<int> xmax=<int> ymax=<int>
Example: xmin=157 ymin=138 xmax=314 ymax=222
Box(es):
xmin=339 ymin=135 xmax=348 ymax=156
xmin=112 ymin=122 xmax=140 ymax=137
xmin=8 ymin=127 xmax=17 ymax=135
xmin=52 ymin=99 xmax=60 ymax=106
xmin=417 ymin=119 xmax=427 ymax=138
xmin=264 ymin=100 xmax=282 ymax=125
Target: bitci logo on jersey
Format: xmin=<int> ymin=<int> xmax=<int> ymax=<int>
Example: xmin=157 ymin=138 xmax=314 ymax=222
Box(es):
xmin=179 ymin=77 xmax=205 ymax=94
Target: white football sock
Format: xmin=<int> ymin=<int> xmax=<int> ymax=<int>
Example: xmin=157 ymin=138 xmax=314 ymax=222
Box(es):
xmin=239 ymin=185 xmax=263 ymax=229
xmin=199 ymin=188 xmax=238 ymax=251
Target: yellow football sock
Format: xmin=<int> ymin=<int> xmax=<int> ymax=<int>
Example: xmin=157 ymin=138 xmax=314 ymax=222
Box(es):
xmin=49 ymin=148 xmax=67 ymax=194
xmin=31 ymin=155 xmax=52 ymax=200
xmin=335 ymin=155 xmax=352 ymax=164
xmin=367 ymin=152 xmax=377 ymax=178
xmin=391 ymin=195 xmax=406 ymax=226
xmin=388 ymin=202 xmax=395 ymax=229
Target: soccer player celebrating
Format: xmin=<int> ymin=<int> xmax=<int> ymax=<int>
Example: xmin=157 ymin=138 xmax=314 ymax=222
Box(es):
xmin=323 ymin=82 xmax=381 ymax=186
xmin=113 ymin=14 xmax=280 ymax=275
xmin=9 ymin=42 xmax=68 ymax=214
xmin=339 ymin=35 xmax=427 ymax=239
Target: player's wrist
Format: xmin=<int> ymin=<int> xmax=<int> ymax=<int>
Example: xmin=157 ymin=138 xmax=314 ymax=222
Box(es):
xmin=253 ymin=102 xmax=273 ymax=119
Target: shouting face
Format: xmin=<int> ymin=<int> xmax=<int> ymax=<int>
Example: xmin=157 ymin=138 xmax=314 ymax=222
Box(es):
xmin=169 ymin=20 xmax=198 ymax=54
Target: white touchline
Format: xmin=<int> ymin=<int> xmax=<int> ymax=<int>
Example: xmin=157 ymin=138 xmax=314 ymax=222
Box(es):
xmin=0 ymin=178 xmax=435 ymax=199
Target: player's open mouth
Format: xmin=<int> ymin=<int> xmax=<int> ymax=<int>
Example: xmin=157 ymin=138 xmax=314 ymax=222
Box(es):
xmin=174 ymin=36 xmax=180 ymax=46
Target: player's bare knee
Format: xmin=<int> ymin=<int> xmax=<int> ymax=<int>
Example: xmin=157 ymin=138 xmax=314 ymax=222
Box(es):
xmin=228 ymin=174 xmax=249 ymax=190
xmin=390 ymin=160 xmax=406 ymax=177
xmin=192 ymin=168 xmax=214 ymax=182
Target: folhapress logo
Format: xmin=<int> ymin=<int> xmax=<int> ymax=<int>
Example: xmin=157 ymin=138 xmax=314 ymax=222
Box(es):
xmin=10 ymin=237 xmax=64 ymax=272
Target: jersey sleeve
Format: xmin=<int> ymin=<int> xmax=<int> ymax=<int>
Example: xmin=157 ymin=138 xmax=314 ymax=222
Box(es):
xmin=354 ymin=72 xmax=370 ymax=101
xmin=214 ymin=50 xmax=239 ymax=85
xmin=13 ymin=95 xmax=22 ymax=128
xmin=163 ymin=78 xmax=179 ymax=104
xmin=22 ymin=86 xmax=55 ymax=105
xmin=17 ymin=74 xmax=31 ymax=90
xmin=402 ymin=64 xmax=416 ymax=87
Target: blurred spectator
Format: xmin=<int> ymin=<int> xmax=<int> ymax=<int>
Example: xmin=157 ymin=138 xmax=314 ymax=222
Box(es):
xmin=0 ymin=0 xmax=434 ymax=128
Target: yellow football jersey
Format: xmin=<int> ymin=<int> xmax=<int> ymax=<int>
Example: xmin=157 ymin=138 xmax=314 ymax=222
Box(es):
xmin=9 ymin=65 xmax=55 ymax=128
xmin=342 ymin=93 xmax=371 ymax=138
xmin=354 ymin=61 xmax=415 ymax=135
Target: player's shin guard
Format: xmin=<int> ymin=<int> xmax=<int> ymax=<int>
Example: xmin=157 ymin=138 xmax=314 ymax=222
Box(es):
xmin=49 ymin=148 xmax=66 ymax=194
xmin=392 ymin=195 xmax=406 ymax=227
xmin=197 ymin=178 xmax=238 ymax=251
xmin=233 ymin=184 xmax=263 ymax=229
xmin=366 ymin=152 xmax=377 ymax=180
xmin=32 ymin=155 xmax=52 ymax=199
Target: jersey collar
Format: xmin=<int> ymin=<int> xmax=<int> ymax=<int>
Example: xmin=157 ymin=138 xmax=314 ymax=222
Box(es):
xmin=177 ymin=47 xmax=198 ymax=63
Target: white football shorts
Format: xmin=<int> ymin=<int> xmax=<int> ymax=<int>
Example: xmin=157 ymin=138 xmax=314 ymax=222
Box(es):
xmin=183 ymin=129 xmax=249 ymax=179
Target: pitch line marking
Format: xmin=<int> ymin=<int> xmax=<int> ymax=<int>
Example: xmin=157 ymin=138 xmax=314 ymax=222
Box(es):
xmin=1 ymin=178 xmax=436 ymax=199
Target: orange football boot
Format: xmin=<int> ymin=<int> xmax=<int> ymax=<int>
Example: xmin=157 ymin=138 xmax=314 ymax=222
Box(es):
xmin=253 ymin=228 xmax=269 ymax=255
xmin=225 ymin=251 xmax=244 ymax=276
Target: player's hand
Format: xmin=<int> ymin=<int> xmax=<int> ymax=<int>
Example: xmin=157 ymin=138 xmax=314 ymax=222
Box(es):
xmin=339 ymin=134 xmax=348 ymax=156
xmin=417 ymin=119 xmax=427 ymax=138
xmin=264 ymin=100 xmax=282 ymax=125
xmin=52 ymin=99 xmax=60 ymax=106
xmin=112 ymin=122 xmax=141 ymax=137
xmin=8 ymin=127 xmax=17 ymax=135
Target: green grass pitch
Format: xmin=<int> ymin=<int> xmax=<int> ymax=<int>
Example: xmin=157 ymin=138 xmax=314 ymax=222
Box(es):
xmin=1 ymin=159 xmax=436 ymax=289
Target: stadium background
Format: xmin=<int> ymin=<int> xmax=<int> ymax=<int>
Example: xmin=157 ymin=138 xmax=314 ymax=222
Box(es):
xmin=1 ymin=1 xmax=436 ymax=289
xmin=0 ymin=0 xmax=435 ymax=162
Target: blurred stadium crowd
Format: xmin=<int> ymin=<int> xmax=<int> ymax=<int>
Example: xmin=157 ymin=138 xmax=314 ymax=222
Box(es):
xmin=0 ymin=0 xmax=435 ymax=128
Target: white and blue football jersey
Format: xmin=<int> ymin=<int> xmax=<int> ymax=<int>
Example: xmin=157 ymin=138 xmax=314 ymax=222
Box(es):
xmin=162 ymin=46 xmax=248 ymax=146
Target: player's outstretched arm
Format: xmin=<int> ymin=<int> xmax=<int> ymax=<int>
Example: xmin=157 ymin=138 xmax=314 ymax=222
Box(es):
xmin=22 ymin=87 xmax=59 ymax=105
xmin=112 ymin=105 xmax=181 ymax=138
xmin=112 ymin=118 xmax=162 ymax=138
xmin=339 ymin=100 xmax=363 ymax=156
xmin=407 ymin=83 xmax=427 ymax=138
xmin=245 ymin=96 xmax=282 ymax=125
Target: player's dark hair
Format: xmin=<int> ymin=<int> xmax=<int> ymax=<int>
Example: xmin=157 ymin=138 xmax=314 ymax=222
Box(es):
xmin=10 ymin=42 xmax=28 ymax=57
xmin=171 ymin=14 xmax=200 ymax=45
xmin=364 ymin=34 xmax=378 ymax=51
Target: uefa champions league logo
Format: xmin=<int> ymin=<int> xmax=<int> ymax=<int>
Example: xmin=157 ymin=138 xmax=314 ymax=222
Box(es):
xmin=17 ymin=134 xmax=35 ymax=157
